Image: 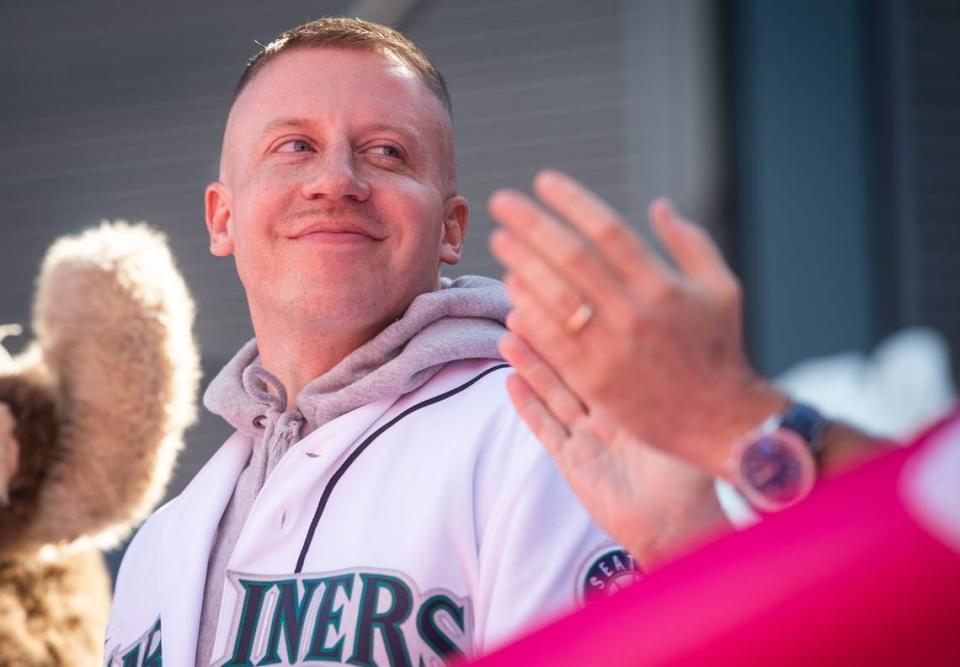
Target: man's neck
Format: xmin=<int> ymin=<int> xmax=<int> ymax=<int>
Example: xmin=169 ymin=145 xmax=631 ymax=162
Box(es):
xmin=253 ymin=317 xmax=384 ymax=410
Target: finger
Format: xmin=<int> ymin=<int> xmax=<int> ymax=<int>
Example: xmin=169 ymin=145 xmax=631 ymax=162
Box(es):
xmin=532 ymin=169 xmax=671 ymax=287
xmin=488 ymin=189 xmax=627 ymax=303
xmin=489 ymin=229 xmax=590 ymax=322
xmin=502 ymin=328 xmax=618 ymax=451
xmin=504 ymin=271 xmax=581 ymax=336
xmin=648 ymin=198 xmax=737 ymax=292
xmin=504 ymin=291 xmax=589 ymax=393
xmin=499 ymin=331 xmax=587 ymax=428
xmin=505 ymin=373 xmax=571 ymax=457
xmin=503 ymin=271 xmax=588 ymax=355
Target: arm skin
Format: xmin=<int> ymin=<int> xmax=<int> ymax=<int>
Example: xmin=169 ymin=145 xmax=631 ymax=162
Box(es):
xmin=487 ymin=170 xmax=884 ymax=561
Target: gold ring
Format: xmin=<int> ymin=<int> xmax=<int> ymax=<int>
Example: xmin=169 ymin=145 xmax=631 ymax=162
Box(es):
xmin=565 ymin=302 xmax=594 ymax=333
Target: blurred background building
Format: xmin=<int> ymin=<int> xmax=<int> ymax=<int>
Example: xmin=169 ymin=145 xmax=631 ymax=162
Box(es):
xmin=0 ymin=0 xmax=957 ymax=573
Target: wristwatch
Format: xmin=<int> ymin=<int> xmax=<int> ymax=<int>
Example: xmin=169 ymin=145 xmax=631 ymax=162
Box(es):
xmin=726 ymin=402 xmax=828 ymax=512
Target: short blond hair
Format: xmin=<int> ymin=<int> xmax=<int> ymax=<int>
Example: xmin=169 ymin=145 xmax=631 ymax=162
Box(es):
xmin=234 ymin=17 xmax=452 ymax=116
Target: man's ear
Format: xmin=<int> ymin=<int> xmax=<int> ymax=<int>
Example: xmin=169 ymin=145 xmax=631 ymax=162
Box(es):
xmin=205 ymin=181 xmax=235 ymax=256
xmin=439 ymin=195 xmax=469 ymax=265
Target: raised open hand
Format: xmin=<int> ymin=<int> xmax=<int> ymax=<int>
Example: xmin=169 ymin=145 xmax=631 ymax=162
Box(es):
xmin=489 ymin=170 xmax=787 ymax=479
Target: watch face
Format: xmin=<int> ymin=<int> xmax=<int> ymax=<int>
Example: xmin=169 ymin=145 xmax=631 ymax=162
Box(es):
xmin=738 ymin=430 xmax=815 ymax=511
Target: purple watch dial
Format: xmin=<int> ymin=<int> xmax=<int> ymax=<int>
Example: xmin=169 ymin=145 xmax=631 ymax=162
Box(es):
xmin=738 ymin=430 xmax=814 ymax=508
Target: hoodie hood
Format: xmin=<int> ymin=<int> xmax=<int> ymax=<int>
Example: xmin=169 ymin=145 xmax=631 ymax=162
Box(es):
xmin=203 ymin=275 xmax=510 ymax=439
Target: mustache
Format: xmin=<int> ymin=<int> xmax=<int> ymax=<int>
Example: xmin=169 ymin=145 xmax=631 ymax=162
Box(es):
xmin=288 ymin=208 xmax=382 ymax=224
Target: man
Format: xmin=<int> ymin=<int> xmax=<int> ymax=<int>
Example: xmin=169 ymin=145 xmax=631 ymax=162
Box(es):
xmin=104 ymin=20 xmax=626 ymax=667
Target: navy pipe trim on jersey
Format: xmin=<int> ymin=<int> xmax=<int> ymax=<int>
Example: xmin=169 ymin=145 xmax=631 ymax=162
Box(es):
xmin=295 ymin=363 xmax=511 ymax=573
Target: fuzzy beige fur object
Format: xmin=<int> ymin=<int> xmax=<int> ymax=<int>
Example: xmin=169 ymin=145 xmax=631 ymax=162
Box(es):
xmin=0 ymin=404 xmax=17 ymax=505
xmin=0 ymin=222 xmax=200 ymax=666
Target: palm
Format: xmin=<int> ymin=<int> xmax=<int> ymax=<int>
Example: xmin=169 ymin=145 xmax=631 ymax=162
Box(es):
xmin=502 ymin=339 xmax=729 ymax=568
xmin=558 ymin=409 xmax=719 ymax=565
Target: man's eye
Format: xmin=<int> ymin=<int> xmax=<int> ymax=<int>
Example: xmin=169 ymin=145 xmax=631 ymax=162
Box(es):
xmin=369 ymin=145 xmax=402 ymax=159
xmin=278 ymin=139 xmax=313 ymax=153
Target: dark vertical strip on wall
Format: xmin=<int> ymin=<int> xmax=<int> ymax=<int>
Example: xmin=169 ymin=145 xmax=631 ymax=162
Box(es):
xmin=717 ymin=0 xmax=750 ymax=350
xmin=865 ymin=0 xmax=902 ymax=344
xmin=888 ymin=0 xmax=960 ymax=375
xmin=714 ymin=0 xmax=742 ymax=268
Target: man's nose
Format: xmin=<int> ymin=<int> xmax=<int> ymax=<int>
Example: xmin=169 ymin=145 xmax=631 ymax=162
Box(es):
xmin=301 ymin=147 xmax=371 ymax=202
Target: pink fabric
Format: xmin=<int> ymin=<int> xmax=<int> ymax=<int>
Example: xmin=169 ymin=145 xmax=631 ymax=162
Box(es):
xmin=467 ymin=408 xmax=960 ymax=667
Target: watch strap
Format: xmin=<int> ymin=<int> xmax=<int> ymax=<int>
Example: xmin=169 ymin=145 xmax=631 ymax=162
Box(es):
xmin=779 ymin=402 xmax=828 ymax=458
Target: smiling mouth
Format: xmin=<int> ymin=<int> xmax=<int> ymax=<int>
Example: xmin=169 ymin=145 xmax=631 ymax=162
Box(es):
xmin=294 ymin=229 xmax=380 ymax=245
xmin=288 ymin=210 xmax=385 ymax=243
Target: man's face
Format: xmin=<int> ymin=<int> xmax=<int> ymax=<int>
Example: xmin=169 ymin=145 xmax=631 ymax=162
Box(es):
xmin=205 ymin=48 xmax=467 ymax=335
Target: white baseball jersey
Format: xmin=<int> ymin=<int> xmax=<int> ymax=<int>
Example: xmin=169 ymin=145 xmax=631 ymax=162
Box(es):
xmin=105 ymin=359 xmax=638 ymax=666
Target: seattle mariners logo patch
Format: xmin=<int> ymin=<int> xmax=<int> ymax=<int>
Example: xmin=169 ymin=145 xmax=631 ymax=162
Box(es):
xmin=578 ymin=545 xmax=643 ymax=603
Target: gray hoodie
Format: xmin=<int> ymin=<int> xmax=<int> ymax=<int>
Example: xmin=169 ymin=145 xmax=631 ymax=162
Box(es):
xmin=195 ymin=275 xmax=510 ymax=666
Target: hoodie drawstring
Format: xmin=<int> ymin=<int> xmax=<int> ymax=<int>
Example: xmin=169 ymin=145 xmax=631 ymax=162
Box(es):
xmin=242 ymin=365 xmax=304 ymax=477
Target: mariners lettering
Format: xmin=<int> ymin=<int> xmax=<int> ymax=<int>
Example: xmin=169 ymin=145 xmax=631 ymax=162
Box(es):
xmin=106 ymin=617 xmax=162 ymax=667
xmin=218 ymin=569 xmax=471 ymax=666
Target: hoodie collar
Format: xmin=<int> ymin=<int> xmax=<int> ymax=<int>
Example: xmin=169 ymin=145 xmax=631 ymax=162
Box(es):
xmin=203 ymin=275 xmax=510 ymax=438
